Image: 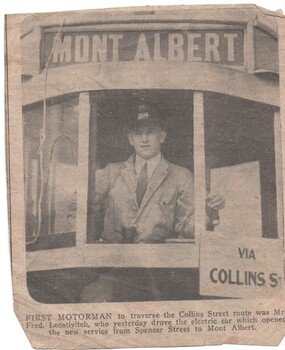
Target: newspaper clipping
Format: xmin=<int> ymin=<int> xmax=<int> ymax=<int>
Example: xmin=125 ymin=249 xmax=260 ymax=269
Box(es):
xmin=5 ymin=4 xmax=285 ymax=349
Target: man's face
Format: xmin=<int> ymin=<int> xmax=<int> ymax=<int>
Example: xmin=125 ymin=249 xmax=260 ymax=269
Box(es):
xmin=127 ymin=125 xmax=166 ymax=160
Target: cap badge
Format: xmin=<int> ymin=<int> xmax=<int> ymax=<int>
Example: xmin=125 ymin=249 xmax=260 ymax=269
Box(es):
xmin=138 ymin=112 xmax=149 ymax=120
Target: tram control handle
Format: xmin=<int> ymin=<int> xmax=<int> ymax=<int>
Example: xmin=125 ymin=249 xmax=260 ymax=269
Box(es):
xmin=97 ymin=209 xmax=219 ymax=243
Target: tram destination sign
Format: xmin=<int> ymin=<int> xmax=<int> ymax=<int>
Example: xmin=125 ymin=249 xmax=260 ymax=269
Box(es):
xmin=41 ymin=28 xmax=244 ymax=69
xmin=200 ymin=233 xmax=284 ymax=299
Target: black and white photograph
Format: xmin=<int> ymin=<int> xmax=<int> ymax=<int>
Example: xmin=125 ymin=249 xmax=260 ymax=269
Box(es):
xmin=4 ymin=1 xmax=285 ymax=348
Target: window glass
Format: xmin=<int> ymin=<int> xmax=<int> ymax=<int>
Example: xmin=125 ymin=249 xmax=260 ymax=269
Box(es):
xmin=24 ymin=95 xmax=79 ymax=250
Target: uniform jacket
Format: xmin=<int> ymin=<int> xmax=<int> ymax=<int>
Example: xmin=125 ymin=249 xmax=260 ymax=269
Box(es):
xmin=95 ymin=154 xmax=195 ymax=243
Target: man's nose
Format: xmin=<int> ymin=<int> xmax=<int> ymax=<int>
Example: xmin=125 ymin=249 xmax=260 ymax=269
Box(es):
xmin=141 ymin=133 xmax=149 ymax=142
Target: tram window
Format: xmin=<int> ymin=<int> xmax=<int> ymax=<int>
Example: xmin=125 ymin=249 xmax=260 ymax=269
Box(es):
xmin=204 ymin=92 xmax=278 ymax=238
xmin=24 ymin=95 xmax=79 ymax=251
xmin=87 ymin=90 xmax=195 ymax=243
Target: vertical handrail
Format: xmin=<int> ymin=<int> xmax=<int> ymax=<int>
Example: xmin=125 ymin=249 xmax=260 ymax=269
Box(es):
xmin=76 ymin=92 xmax=91 ymax=249
xmin=193 ymin=91 xmax=206 ymax=239
xmin=87 ymin=93 xmax=98 ymax=243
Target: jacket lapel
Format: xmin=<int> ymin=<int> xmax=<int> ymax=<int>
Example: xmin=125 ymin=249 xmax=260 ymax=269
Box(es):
xmin=119 ymin=155 xmax=138 ymax=206
xmin=138 ymin=157 xmax=169 ymax=214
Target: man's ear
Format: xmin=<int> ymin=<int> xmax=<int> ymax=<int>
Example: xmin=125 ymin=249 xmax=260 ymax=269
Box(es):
xmin=127 ymin=131 xmax=134 ymax=146
xmin=160 ymin=130 xmax=167 ymax=144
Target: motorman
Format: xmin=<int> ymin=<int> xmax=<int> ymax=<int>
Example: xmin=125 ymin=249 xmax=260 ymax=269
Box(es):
xmin=80 ymin=102 xmax=225 ymax=302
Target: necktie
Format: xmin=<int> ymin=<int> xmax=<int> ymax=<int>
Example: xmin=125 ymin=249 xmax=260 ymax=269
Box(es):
xmin=136 ymin=162 xmax=148 ymax=207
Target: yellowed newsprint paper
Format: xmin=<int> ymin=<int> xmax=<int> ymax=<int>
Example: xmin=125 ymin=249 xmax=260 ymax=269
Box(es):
xmin=5 ymin=3 xmax=285 ymax=349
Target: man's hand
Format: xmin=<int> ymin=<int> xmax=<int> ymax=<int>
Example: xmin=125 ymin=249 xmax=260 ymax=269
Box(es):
xmin=206 ymin=191 xmax=225 ymax=210
xmin=206 ymin=191 xmax=225 ymax=229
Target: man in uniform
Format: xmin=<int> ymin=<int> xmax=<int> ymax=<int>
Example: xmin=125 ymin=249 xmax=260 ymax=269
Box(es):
xmin=80 ymin=103 xmax=225 ymax=302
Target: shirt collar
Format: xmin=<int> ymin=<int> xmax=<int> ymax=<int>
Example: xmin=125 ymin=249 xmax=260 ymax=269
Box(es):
xmin=135 ymin=153 xmax=161 ymax=179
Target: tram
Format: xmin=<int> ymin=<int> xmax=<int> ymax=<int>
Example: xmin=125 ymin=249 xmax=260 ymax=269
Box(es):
xmin=21 ymin=5 xmax=283 ymax=302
